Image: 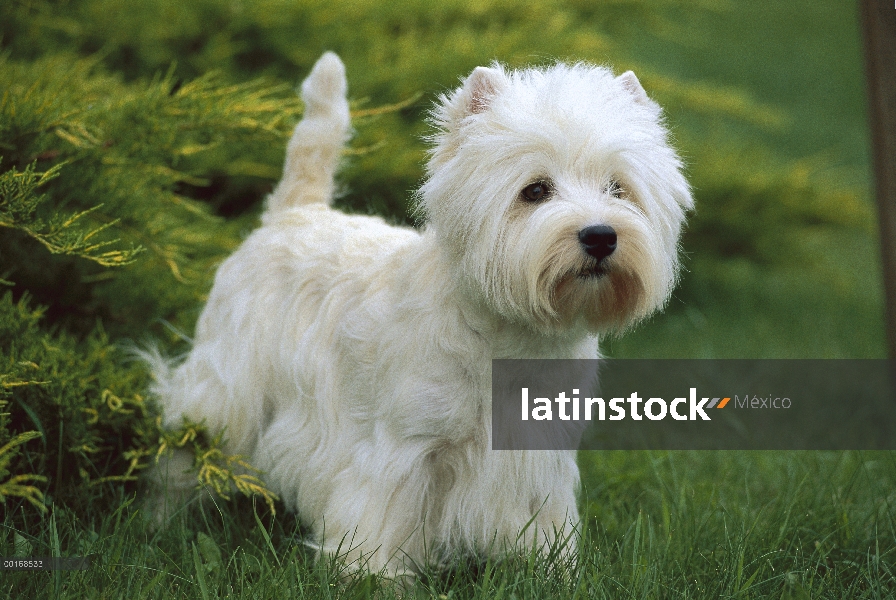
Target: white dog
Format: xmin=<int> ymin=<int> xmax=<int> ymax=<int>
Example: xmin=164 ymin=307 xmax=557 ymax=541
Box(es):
xmin=147 ymin=52 xmax=692 ymax=576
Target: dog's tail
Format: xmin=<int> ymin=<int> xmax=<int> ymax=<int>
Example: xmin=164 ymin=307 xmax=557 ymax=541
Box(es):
xmin=266 ymin=52 xmax=350 ymax=213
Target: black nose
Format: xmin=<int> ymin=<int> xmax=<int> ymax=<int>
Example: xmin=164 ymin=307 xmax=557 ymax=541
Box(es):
xmin=578 ymin=225 xmax=617 ymax=261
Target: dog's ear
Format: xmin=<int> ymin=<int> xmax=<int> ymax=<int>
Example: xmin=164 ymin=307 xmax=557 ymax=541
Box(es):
xmin=435 ymin=65 xmax=507 ymax=130
xmin=616 ymin=71 xmax=652 ymax=106
xmin=462 ymin=66 xmax=505 ymax=114
xmin=444 ymin=65 xmax=507 ymax=123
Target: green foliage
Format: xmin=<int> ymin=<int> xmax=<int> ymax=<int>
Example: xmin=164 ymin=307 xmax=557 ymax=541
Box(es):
xmin=0 ymin=297 xmax=50 ymax=514
xmin=0 ymin=52 xmax=306 ymax=337
xmin=0 ymin=160 xmax=140 ymax=267
xmin=157 ymin=420 xmax=279 ymax=516
xmin=0 ymin=290 xmax=279 ymax=524
xmin=0 ymin=410 xmax=47 ymax=513
xmin=683 ymin=146 xmax=874 ymax=265
xmin=0 ymin=290 xmax=149 ymax=509
xmin=0 ymin=291 xmax=135 ymax=514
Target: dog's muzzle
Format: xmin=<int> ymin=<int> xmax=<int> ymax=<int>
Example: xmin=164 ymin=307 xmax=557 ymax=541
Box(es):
xmin=578 ymin=225 xmax=617 ymax=261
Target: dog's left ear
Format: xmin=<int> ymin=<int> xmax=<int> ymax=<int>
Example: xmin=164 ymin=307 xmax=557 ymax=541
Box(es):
xmin=616 ymin=71 xmax=652 ymax=106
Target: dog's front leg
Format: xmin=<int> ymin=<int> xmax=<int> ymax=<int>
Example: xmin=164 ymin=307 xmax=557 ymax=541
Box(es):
xmin=436 ymin=448 xmax=580 ymax=559
xmin=311 ymin=436 xmax=438 ymax=578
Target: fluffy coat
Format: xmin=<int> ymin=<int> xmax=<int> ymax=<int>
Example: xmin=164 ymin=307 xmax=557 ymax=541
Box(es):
xmin=147 ymin=52 xmax=692 ymax=576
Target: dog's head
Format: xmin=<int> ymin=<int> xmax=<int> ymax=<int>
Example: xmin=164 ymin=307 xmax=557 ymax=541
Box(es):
xmin=418 ymin=61 xmax=693 ymax=334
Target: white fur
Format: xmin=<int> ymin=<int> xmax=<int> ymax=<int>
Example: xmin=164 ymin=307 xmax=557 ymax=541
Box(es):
xmin=146 ymin=52 xmax=692 ymax=576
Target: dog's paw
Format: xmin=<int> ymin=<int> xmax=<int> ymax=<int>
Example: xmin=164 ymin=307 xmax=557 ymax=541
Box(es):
xmin=141 ymin=447 xmax=201 ymax=528
xmin=301 ymin=51 xmax=348 ymax=117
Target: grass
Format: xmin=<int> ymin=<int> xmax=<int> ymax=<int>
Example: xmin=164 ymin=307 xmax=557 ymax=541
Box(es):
xmin=2 ymin=451 xmax=894 ymax=597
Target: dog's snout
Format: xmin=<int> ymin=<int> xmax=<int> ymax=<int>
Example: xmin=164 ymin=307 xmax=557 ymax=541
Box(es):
xmin=578 ymin=225 xmax=617 ymax=260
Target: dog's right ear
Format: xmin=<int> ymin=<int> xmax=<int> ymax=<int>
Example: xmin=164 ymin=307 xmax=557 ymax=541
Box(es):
xmin=463 ymin=66 xmax=505 ymax=114
xmin=443 ymin=65 xmax=507 ymax=124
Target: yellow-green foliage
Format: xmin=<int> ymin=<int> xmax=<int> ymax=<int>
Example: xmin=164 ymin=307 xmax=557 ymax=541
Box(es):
xmin=0 ymin=408 xmax=47 ymax=513
xmin=0 ymin=53 xmax=303 ymax=336
xmin=0 ymin=161 xmax=140 ymax=268
xmin=156 ymin=422 xmax=279 ymax=515
xmin=0 ymin=290 xmax=280 ymax=518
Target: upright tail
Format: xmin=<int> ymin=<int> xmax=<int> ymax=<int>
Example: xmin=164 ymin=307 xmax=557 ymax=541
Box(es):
xmin=266 ymin=52 xmax=351 ymax=213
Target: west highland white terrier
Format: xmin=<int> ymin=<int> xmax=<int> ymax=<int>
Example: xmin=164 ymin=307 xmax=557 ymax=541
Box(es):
xmin=147 ymin=51 xmax=693 ymax=576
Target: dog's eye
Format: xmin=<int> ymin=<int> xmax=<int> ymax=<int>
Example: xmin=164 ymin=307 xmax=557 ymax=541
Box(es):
xmin=521 ymin=181 xmax=551 ymax=202
xmin=608 ymin=180 xmax=623 ymax=198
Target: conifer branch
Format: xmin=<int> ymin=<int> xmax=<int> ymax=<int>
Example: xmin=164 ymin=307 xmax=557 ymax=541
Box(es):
xmin=0 ymin=160 xmax=142 ymax=266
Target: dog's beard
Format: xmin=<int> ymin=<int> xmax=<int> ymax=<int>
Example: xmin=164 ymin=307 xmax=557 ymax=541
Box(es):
xmin=551 ymin=265 xmax=648 ymax=332
xmin=575 ymin=258 xmax=610 ymax=279
xmin=478 ymin=245 xmax=655 ymax=334
xmin=527 ymin=229 xmax=669 ymax=333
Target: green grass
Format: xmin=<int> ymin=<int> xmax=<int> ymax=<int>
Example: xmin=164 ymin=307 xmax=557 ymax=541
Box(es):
xmin=3 ymin=451 xmax=894 ymax=598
